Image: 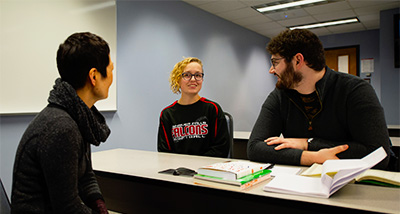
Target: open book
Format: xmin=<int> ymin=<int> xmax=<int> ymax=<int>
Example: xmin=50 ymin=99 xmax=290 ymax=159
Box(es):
xmin=263 ymin=147 xmax=387 ymax=198
xmin=301 ymin=163 xmax=400 ymax=187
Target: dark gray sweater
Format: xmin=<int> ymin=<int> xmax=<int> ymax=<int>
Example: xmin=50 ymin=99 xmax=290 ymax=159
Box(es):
xmin=248 ymin=67 xmax=392 ymax=169
xmin=11 ymin=78 xmax=110 ymax=213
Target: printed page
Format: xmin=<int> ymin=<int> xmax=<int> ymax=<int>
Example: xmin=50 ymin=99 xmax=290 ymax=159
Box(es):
xmin=270 ymin=166 xmax=302 ymax=177
xmin=361 ymin=147 xmax=387 ymax=166
xmin=300 ymin=163 xmax=323 ymax=177
xmin=355 ymin=169 xmax=400 ymax=185
xmin=263 ymin=174 xmax=329 ymax=198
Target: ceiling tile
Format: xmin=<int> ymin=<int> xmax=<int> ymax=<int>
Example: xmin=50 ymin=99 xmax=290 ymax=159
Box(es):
xmin=278 ymin=16 xmax=318 ymax=27
xmin=182 ymin=0 xmax=216 ymax=7
xmin=325 ymin=22 xmax=366 ymax=34
xmin=308 ymin=27 xmax=332 ymax=37
xmin=354 ymin=3 xmax=400 ymax=16
xmin=313 ymin=9 xmax=358 ymax=22
xmin=357 ymin=14 xmax=380 ymax=29
xmin=358 ymin=13 xmax=380 ymax=22
xmin=239 ymin=0 xmax=278 ymax=7
xmin=216 ymin=7 xmax=262 ymax=20
xmin=232 ymin=13 xmax=272 ymax=25
xmin=258 ymin=27 xmax=287 ymax=38
xmin=246 ymin=21 xmax=282 ymax=31
xmin=265 ymin=8 xmax=309 ymax=21
xmin=193 ymin=1 xmax=247 ymax=14
xmin=348 ymin=0 xmax=399 ymax=8
xmin=361 ymin=20 xmax=380 ymax=30
xmin=304 ymin=1 xmax=351 ymax=15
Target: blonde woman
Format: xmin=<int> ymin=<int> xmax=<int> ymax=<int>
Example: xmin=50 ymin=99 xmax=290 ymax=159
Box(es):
xmin=157 ymin=57 xmax=229 ymax=157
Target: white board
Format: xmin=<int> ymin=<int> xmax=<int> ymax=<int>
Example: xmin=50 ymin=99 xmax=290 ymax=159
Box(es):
xmin=0 ymin=0 xmax=117 ymax=114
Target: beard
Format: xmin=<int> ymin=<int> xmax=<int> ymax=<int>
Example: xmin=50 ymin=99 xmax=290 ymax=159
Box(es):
xmin=275 ymin=62 xmax=303 ymax=90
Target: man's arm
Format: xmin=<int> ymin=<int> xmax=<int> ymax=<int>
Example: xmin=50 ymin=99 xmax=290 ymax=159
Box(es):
xmin=300 ymin=145 xmax=349 ymax=165
xmin=247 ymin=92 xmax=304 ymax=165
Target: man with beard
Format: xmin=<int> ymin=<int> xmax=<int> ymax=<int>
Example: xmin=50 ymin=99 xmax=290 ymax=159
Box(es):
xmin=247 ymin=29 xmax=397 ymax=171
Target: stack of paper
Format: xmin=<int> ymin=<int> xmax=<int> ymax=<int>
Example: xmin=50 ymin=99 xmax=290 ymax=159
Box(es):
xmin=263 ymin=147 xmax=387 ymax=198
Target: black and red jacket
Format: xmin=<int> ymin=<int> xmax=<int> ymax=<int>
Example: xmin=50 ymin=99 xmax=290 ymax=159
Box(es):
xmin=158 ymin=97 xmax=229 ymax=157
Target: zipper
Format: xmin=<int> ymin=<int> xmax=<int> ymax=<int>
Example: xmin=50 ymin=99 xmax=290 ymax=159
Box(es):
xmin=288 ymin=90 xmax=323 ymax=131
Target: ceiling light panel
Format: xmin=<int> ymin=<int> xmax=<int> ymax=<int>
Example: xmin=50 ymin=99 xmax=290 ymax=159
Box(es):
xmin=288 ymin=17 xmax=359 ymax=29
xmin=253 ymin=0 xmax=344 ymax=14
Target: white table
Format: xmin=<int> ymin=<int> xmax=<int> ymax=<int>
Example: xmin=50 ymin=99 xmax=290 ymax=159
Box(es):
xmin=92 ymin=149 xmax=400 ymax=214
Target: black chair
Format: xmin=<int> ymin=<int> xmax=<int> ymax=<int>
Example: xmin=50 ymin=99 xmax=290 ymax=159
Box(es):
xmin=1 ymin=178 xmax=11 ymax=214
xmin=224 ymin=112 xmax=234 ymax=158
xmin=388 ymin=127 xmax=400 ymax=137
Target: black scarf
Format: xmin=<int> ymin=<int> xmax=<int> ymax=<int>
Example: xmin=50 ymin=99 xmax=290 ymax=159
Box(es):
xmin=47 ymin=78 xmax=110 ymax=146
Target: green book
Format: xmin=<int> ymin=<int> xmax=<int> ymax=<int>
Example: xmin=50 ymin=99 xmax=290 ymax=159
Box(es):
xmin=194 ymin=169 xmax=272 ymax=186
xmin=196 ymin=161 xmax=271 ymax=180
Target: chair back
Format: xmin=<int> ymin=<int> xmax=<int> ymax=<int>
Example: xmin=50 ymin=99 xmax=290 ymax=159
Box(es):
xmin=224 ymin=112 xmax=234 ymax=158
xmin=0 ymin=178 xmax=11 ymax=214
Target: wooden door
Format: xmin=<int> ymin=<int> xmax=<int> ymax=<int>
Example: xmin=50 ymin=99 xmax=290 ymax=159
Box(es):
xmin=325 ymin=46 xmax=359 ymax=76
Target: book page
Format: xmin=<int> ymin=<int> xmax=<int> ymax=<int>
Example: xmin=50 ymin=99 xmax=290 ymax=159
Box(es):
xmin=322 ymin=159 xmax=366 ymax=175
xmin=303 ymin=147 xmax=387 ymax=178
xmin=356 ymin=169 xmax=400 ymax=185
xmin=360 ymin=146 xmax=387 ymax=166
xmin=301 ymin=163 xmax=323 ymax=177
xmin=301 ymin=160 xmax=365 ymax=178
xmin=325 ymin=147 xmax=387 ymax=195
xmin=264 ymin=174 xmax=329 ymax=198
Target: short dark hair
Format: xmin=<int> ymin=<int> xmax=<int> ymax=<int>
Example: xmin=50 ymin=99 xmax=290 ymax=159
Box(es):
xmin=267 ymin=29 xmax=325 ymax=71
xmin=56 ymin=32 xmax=110 ymax=89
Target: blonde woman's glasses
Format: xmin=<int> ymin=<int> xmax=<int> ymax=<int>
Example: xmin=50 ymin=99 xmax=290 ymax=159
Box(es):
xmin=181 ymin=72 xmax=204 ymax=81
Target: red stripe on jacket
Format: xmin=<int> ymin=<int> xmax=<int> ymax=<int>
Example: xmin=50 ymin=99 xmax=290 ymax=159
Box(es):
xmin=160 ymin=101 xmax=178 ymax=151
xmin=199 ymin=97 xmax=218 ymax=138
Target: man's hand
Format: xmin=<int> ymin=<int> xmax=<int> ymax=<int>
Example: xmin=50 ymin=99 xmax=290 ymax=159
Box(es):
xmin=301 ymin=145 xmax=349 ymax=165
xmin=265 ymin=136 xmax=308 ymax=151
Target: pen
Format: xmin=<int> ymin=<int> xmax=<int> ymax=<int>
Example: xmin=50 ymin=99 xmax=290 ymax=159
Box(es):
xmin=266 ymin=164 xmax=275 ymax=170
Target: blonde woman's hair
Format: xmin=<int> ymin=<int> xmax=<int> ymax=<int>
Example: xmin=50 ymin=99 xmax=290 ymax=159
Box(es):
xmin=169 ymin=57 xmax=203 ymax=94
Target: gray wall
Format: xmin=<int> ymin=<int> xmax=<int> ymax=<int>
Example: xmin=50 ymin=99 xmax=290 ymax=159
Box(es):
xmin=380 ymin=8 xmax=400 ymax=125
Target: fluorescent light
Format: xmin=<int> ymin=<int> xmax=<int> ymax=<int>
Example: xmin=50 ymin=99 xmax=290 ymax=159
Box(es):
xmin=256 ymin=0 xmax=326 ymax=13
xmin=289 ymin=17 xmax=360 ymax=30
